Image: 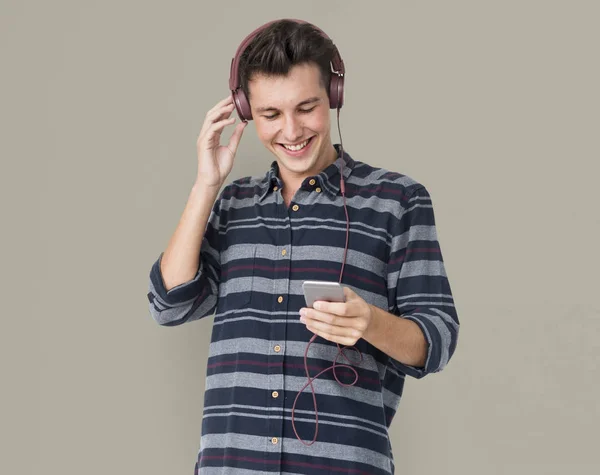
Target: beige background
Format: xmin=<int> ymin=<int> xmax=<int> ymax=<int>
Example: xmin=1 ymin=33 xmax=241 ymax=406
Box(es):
xmin=2 ymin=0 xmax=598 ymax=474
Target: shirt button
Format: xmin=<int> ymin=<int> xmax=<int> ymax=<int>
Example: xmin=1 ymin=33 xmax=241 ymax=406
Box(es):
xmin=292 ymin=204 xmax=299 ymax=211
xmin=315 ymin=187 xmax=322 ymax=193
xmin=271 ymin=437 xmax=279 ymax=445
xmin=274 ymin=345 xmax=281 ymax=352
xmin=277 ymin=296 xmax=283 ymax=303
xmin=281 ymin=249 xmax=287 ymax=256
xmin=272 ymin=391 xmax=279 ymax=398
xmin=309 ymin=178 xmax=316 ymax=186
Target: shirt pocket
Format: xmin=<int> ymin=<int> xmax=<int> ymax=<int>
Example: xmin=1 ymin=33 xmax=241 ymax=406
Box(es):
xmin=218 ymin=245 xmax=255 ymax=310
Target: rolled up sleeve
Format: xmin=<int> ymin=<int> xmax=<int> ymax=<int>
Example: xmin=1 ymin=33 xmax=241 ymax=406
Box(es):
xmin=146 ymin=191 xmax=222 ymax=327
xmin=387 ymin=185 xmax=460 ymax=378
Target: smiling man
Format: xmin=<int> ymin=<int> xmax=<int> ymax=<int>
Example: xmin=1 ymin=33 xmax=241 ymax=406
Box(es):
xmin=147 ymin=19 xmax=460 ymax=475
xmin=249 ymin=64 xmax=338 ymax=206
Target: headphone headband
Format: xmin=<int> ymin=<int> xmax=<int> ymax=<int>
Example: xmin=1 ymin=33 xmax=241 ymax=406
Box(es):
xmin=229 ymin=19 xmax=345 ymax=121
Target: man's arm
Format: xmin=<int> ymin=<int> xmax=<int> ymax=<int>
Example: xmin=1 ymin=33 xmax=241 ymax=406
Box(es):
xmin=160 ymin=183 xmax=220 ymax=291
xmin=147 ymin=183 xmax=224 ymax=327
xmin=363 ymin=305 xmax=427 ymax=368
xmin=298 ymin=184 xmax=459 ymax=376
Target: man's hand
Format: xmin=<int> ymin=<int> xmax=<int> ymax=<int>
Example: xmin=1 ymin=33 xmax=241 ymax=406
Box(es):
xmin=299 ymin=286 xmax=373 ymax=346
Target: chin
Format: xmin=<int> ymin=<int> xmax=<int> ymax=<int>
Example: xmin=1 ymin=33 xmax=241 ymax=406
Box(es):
xmin=271 ymin=136 xmax=322 ymax=172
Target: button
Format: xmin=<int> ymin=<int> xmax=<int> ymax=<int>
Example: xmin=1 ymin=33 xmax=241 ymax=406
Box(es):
xmin=292 ymin=204 xmax=299 ymax=211
xmin=274 ymin=345 xmax=281 ymax=352
xmin=273 ymin=186 xmax=278 ymax=191
xmin=281 ymin=249 xmax=287 ymax=256
xmin=315 ymin=187 xmax=321 ymax=193
xmin=272 ymin=391 xmax=279 ymax=398
xmin=271 ymin=437 xmax=279 ymax=445
xmin=277 ymin=296 xmax=283 ymax=303
xmin=309 ymin=178 xmax=316 ymax=186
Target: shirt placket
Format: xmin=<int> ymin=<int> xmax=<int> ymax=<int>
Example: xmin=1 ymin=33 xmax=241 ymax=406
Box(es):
xmin=265 ymin=184 xmax=293 ymax=472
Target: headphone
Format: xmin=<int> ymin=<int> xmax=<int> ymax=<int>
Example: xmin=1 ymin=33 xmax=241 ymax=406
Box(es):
xmin=228 ymin=18 xmax=346 ymax=122
xmin=228 ymin=19 xmax=357 ymax=448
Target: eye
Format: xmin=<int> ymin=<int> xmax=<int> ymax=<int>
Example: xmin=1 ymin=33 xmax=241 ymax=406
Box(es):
xmin=300 ymin=106 xmax=316 ymax=114
xmin=263 ymin=113 xmax=279 ymax=120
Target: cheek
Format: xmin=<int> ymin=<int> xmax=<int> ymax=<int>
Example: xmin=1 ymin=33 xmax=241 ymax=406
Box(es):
xmin=311 ymin=112 xmax=330 ymax=133
xmin=255 ymin=122 xmax=277 ymax=143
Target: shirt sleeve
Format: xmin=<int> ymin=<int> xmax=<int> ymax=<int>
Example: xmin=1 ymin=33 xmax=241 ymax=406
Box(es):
xmin=386 ymin=185 xmax=460 ymax=378
xmin=146 ymin=189 xmax=223 ymax=327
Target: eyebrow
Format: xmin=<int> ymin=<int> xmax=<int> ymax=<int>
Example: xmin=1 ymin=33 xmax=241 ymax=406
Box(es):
xmin=255 ymin=96 xmax=321 ymax=114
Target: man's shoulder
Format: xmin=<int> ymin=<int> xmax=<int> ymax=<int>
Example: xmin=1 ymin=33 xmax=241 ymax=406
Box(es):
xmin=219 ymin=173 xmax=267 ymax=198
xmin=350 ymin=158 xmax=427 ymax=202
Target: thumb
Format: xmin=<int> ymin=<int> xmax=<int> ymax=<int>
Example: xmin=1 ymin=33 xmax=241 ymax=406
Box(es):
xmin=227 ymin=121 xmax=247 ymax=154
xmin=343 ymin=286 xmax=355 ymax=300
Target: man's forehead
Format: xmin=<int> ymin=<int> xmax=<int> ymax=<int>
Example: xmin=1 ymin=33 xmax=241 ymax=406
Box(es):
xmin=249 ymin=64 xmax=325 ymax=110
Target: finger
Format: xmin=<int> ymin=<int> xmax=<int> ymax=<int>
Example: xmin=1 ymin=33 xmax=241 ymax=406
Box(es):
xmin=208 ymin=116 xmax=236 ymax=132
xmin=203 ymin=96 xmax=234 ymax=123
xmin=303 ymin=308 xmax=353 ymax=327
xmin=212 ymin=95 xmax=234 ymax=110
xmin=206 ymin=102 xmax=236 ymax=124
xmin=304 ymin=318 xmax=360 ymax=340
xmin=312 ymin=300 xmax=350 ymax=317
xmin=199 ymin=117 xmax=236 ymax=147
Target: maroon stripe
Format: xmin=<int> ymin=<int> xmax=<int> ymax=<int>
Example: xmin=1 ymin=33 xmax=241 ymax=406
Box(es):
xmin=207 ymin=360 xmax=380 ymax=386
xmin=199 ymin=454 xmax=374 ymax=474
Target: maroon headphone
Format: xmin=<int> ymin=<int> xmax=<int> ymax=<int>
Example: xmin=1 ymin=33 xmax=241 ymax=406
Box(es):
xmin=228 ymin=18 xmax=346 ymax=122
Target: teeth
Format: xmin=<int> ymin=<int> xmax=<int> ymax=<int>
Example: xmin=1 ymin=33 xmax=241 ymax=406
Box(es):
xmin=283 ymin=138 xmax=310 ymax=151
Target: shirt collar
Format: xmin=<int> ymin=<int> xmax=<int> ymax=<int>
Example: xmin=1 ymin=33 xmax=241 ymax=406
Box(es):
xmin=258 ymin=144 xmax=355 ymax=201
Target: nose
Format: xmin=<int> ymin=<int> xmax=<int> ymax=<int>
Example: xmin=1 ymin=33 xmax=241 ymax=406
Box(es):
xmin=281 ymin=113 xmax=303 ymax=143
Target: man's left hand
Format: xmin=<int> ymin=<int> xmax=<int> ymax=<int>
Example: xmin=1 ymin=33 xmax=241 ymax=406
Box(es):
xmin=299 ymin=286 xmax=374 ymax=346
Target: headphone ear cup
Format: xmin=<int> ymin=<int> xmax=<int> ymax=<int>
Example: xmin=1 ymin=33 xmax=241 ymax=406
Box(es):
xmin=233 ymin=89 xmax=253 ymax=121
xmin=329 ymin=74 xmax=344 ymax=109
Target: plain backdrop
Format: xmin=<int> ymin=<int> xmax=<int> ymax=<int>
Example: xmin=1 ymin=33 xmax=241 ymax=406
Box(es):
xmin=2 ymin=1 xmax=599 ymax=474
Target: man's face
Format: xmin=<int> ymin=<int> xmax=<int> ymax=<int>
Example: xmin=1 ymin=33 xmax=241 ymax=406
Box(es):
xmin=248 ymin=62 xmax=336 ymax=184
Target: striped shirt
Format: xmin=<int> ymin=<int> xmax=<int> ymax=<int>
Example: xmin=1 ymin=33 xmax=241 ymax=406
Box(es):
xmin=147 ymin=145 xmax=459 ymax=474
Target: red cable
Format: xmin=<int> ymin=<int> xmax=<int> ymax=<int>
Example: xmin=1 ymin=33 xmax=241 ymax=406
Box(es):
xmin=291 ymin=136 xmax=363 ymax=445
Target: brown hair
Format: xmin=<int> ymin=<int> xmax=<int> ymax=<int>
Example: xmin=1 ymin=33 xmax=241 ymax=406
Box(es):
xmin=238 ymin=20 xmax=335 ymax=101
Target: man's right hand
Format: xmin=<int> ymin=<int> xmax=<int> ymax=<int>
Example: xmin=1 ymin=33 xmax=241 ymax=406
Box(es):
xmin=195 ymin=95 xmax=248 ymax=189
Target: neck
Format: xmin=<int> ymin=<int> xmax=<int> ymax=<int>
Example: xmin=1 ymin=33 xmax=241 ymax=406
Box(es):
xmin=281 ymin=144 xmax=339 ymax=191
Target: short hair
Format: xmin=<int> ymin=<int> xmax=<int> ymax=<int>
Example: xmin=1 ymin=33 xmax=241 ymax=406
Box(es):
xmin=238 ymin=20 xmax=336 ymax=101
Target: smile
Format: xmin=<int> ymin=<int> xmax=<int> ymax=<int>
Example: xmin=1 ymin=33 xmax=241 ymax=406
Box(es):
xmin=280 ymin=137 xmax=313 ymax=151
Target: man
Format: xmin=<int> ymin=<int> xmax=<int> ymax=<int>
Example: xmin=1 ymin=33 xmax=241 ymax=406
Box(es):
xmin=147 ymin=19 xmax=459 ymax=475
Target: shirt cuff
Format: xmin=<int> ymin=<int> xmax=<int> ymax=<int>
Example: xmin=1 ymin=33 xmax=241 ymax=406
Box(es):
xmin=148 ymin=252 xmax=205 ymax=307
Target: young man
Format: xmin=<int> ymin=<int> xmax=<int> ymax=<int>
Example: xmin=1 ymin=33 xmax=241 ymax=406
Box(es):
xmin=147 ymin=19 xmax=459 ymax=475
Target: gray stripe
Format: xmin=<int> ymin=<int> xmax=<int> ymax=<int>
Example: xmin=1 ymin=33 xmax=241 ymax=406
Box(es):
xmin=410 ymin=311 xmax=452 ymax=370
xmin=218 ymin=279 xmax=388 ymax=308
xmin=390 ymin=224 xmax=439 ymax=250
xmin=382 ymin=387 xmax=402 ymax=411
xmin=429 ymin=307 xmax=460 ymax=332
xmin=397 ymin=292 xmax=455 ymax=300
xmin=222 ymin=243 xmax=386 ymax=271
xmin=221 ymin=189 xmax=406 ymax=219
xmin=398 ymin=301 xmax=456 ymax=309
xmin=199 ymin=433 xmax=391 ymax=471
xmin=390 ymin=259 xmax=448 ymax=279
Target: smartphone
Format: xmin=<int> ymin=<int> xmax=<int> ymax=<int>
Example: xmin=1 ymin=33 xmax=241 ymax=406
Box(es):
xmin=302 ymin=280 xmax=346 ymax=308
